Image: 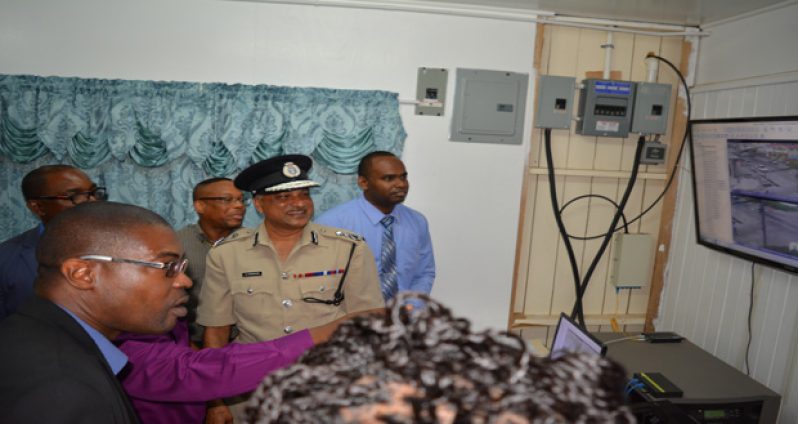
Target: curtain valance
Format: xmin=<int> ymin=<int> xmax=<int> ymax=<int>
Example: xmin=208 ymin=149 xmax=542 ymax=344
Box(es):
xmin=0 ymin=74 xmax=406 ymax=239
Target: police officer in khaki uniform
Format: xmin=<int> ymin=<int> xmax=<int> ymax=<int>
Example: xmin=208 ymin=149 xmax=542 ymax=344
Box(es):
xmin=196 ymin=154 xmax=384 ymax=423
xmin=198 ymin=154 xmax=383 ymax=343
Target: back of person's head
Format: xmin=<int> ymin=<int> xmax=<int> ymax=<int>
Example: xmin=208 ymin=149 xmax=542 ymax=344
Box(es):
xmin=245 ymin=294 xmax=634 ymax=423
xmin=357 ymin=151 xmax=397 ymax=177
xmin=21 ymin=164 xmax=79 ymax=199
xmin=36 ymin=201 xmax=171 ymax=277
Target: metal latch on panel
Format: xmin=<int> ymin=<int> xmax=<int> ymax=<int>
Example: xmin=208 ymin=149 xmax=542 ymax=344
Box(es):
xmin=415 ymin=67 xmax=447 ymax=116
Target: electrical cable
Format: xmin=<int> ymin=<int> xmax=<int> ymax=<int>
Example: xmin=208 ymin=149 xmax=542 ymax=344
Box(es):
xmin=571 ymin=136 xmax=645 ymax=323
xmin=544 ymin=128 xmax=586 ymax=326
xmin=558 ymin=194 xmax=630 ymax=238
xmin=557 ymin=54 xmax=694 ymax=242
xmin=746 ymin=262 xmax=756 ymax=376
xmin=604 ymin=335 xmax=646 ymax=345
xmin=543 ymin=53 xmax=691 ymax=328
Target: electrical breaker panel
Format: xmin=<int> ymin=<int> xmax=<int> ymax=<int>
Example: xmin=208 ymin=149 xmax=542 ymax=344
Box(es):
xmin=450 ymin=68 xmax=528 ymax=145
xmin=576 ymin=79 xmax=636 ymax=138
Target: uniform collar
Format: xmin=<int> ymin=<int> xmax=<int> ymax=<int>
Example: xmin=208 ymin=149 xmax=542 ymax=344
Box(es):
xmin=254 ymin=222 xmax=321 ymax=248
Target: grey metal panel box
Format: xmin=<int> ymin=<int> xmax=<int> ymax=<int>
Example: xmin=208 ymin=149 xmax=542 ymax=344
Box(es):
xmin=576 ymin=79 xmax=636 ymax=138
xmin=415 ymin=67 xmax=447 ymax=116
xmin=609 ymin=233 xmax=653 ymax=289
xmin=450 ymin=68 xmax=529 ymax=145
xmin=631 ymin=82 xmax=672 ymax=135
xmin=535 ymin=75 xmax=575 ymax=129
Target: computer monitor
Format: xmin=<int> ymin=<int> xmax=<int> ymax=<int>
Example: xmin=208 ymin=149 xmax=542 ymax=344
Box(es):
xmin=689 ymin=116 xmax=798 ymax=274
xmin=549 ymin=313 xmax=607 ymax=359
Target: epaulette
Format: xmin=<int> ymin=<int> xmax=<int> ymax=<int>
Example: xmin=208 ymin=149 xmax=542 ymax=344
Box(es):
xmin=213 ymin=227 xmax=256 ymax=248
xmin=315 ymin=225 xmax=365 ymax=243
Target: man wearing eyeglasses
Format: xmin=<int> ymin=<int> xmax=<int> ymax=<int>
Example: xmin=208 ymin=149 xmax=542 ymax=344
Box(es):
xmin=177 ymin=177 xmax=247 ymax=345
xmin=0 ymin=201 xmax=184 ymax=423
xmin=197 ymin=154 xmax=384 ymax=423
xmin=0 ymin=164 xmax=106 ymax=320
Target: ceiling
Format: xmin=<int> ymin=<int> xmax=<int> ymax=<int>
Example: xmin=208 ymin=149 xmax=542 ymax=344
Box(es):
xmin=404 ymin=0 xmax=793 ymax=26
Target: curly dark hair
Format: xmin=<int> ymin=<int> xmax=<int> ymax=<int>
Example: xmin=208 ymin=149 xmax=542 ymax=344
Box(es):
xmin=245 ymin=293 xmax=634 ymax=423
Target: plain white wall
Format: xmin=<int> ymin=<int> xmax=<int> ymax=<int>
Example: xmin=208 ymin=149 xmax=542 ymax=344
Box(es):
xmin=0 ymin=0 xmax=536 ymax=330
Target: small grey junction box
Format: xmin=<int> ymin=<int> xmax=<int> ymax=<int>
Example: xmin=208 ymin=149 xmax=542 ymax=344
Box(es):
xmin=535 ymin=75 xmax=575 ymax=130
xmin=576 ymin=79 xmax=636 ymax=138
xmin=631 ymin=82 xmax=671 ymax=135
xmin=415 ymin=67 xmax=447 ymax=116
xmin=610 ymin=233 xmax=653 ymax=289
xmin=450 ymin=68 xmax=528 ymax=145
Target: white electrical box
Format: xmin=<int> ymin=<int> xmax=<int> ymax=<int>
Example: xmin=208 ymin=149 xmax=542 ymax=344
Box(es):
xmin=610 ymin=233 xmax=653 ymax=289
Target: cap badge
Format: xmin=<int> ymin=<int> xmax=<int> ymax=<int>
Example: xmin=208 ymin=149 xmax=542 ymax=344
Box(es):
xmin=282 ymin=162 xmax=301 ymax=178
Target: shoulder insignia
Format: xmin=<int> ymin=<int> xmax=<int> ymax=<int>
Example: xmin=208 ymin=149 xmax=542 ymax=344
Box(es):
xmin=315 ymin=224 xmax=364 ymax=242
xmin=213 ymin=228 xmax=256 ymax=247
xmin=335 ymin=230 xmax=364 ymax=242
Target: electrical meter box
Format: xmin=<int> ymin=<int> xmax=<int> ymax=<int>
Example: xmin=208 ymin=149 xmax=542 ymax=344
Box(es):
xmin=535 ymin=75 xmax=575 ymax=129
xmin=450 ymin=68 xmax=528 ymax=145
xmin=576 ymin=79 xmax=636 ymax=138
xmin=632 ymin=82 xmax=672 ymax=135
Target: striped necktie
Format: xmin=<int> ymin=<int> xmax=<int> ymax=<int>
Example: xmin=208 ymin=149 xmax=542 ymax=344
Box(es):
xmin=379 ymin=215 xmax=398 ymax=301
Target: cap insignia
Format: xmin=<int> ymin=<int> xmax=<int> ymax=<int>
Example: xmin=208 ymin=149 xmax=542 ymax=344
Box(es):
xmin=282 ymin=162 xmax=301 ymax=178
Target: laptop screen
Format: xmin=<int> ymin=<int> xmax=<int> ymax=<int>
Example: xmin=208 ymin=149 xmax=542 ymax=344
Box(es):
xmin=549 ymin=313 xmax=607 ymax=359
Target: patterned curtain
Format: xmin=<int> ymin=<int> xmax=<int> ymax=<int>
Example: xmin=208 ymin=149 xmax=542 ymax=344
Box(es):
xmin=0 ymin=74 xmax=406 ymax=240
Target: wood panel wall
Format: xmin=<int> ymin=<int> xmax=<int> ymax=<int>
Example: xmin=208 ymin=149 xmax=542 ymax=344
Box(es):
xmin=510 ymin=24 xmax=685 ymax=346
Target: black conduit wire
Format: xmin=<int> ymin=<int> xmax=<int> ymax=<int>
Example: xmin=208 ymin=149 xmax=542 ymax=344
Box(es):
xmin=543 ymin=54 xmax=690 ymax=327
xmin=572 ymin=136 xmax=646 ymax=323
xmin=544 ymin=128 xmax=586 ymax=326
xmin=746 ymin=262 xmax=756 ymax=376
xmin=558 ymin=194 xmax=631 ymax=238
xmin=561 ymin=54 xmax=694 ymax=242
xmin=622 ymin=53 xmax=693 ymax=229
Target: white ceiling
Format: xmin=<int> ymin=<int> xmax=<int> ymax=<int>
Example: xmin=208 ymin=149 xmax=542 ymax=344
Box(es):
xmin=400 ymin=0 xmax=793 ymax=26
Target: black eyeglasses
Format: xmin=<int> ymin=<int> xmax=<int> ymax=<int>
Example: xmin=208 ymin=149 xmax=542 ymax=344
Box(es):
xmin=32 ymin=187 xmax=108 ymax=205
xmin=196 ymin=196 xmax=251 ymax=206
xmin=79 ymin=255 xmax=188 ymax=278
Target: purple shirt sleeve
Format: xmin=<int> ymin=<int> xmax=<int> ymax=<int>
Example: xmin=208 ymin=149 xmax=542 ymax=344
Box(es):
xmin=116 ymin=321 xmax=313 ymax=402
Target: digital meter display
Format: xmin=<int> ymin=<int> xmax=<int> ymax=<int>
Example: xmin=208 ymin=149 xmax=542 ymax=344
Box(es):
xmin=704 ymin=410 xmax=726 ymax=419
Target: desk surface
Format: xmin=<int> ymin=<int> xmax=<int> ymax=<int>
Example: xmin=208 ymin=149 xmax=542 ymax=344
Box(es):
xmin=594 ymin=333 xmax=779 ymax=403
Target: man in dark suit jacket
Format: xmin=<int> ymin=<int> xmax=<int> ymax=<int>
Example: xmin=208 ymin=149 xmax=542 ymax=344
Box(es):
xmin=0 ymin=164 xmax=106 ymax=319
xmin=0 ymin=202 xmax=193 ymax=423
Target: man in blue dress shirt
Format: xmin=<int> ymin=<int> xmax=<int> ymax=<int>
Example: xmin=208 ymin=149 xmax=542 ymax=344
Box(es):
xmin=317 ymin=151 xmax=435 ymax=301
xmin=0 ymin=164 xmax=106 ymax=320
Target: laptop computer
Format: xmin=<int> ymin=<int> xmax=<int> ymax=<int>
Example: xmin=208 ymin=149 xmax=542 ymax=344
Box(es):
xmin=549 ymin=312 xmax=607 ymax=359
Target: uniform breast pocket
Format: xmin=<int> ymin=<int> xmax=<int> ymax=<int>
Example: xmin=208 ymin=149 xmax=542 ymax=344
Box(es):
xmin=298 ymin=275 xmax=341 ymax=300
xmin=230 ymin=275 xmax=279 ymax=318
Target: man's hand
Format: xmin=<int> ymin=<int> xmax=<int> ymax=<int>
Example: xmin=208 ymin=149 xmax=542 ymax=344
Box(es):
xmin=308 ymin=308 xmax=386 ymax=344
xmin=203 ymin=325 xmax=232 ymax=349
xmin=204 ymin=402 xmax=233 ymax=424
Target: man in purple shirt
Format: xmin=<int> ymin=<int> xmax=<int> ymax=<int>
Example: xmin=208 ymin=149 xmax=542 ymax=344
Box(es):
xmin=116 ymin=315 xmax=351 ymax=423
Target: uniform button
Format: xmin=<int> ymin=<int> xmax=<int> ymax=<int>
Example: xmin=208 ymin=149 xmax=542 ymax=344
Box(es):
xmin=282 ymin=299 xmax=293 ymax=308
xmin=281 ymin=272 xmax=289 ymax=280
xmin=319 ymin=286 xmax=326 ymax=292
xmin=284 ymin=326 xmax=293 ymax=334
xmin=246 ymin=288 xmax=254 ymax=294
